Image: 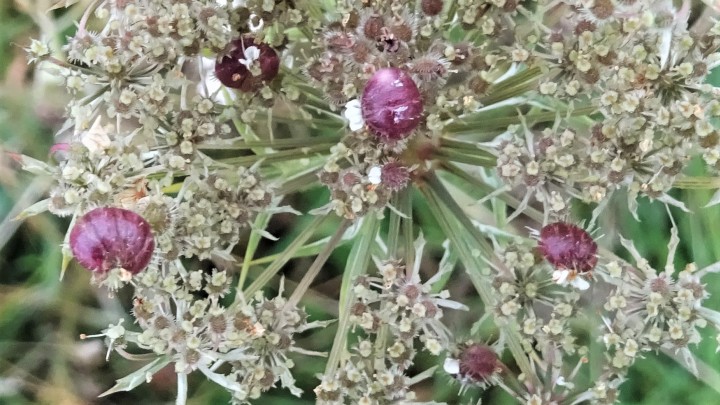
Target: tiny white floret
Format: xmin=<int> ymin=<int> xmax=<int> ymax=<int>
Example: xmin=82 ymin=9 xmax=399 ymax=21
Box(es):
xmin=238 ymin=46 xmax=260 ymax=68
xmin=443 ymin=358 xmax=460 ymax=375
xmin=368 ymin=166 xmax=382 ymax=185
xmin=343 ymin=99 xmax=365 ymax=131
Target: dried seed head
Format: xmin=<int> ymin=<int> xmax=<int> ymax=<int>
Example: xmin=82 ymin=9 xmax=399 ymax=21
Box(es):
xmin=380 ymin=162 xmax=411 ymax=190
xmin=324 ymin=31 xmax=355 ymax=54
xmin=469 ymin=75 xmax=490 ymax=94
xmin=185 ymin=349 xmax=201 ymax=366
xmin=361 ymin=67 xmax=423 ymax=140
xmin=69 ymin=207 xmax=155 ymax=274
xmin=502 ymin=0 xmax=518 ymax=12
xmin=409 ymin=54 xmax=449 ymax=83
xmin=389 ymin=17 xmax=414 ymax=42
xmin=582 ymin=68 xmax=600 ymax=84
xmin=154 ymin=315 xmax=171 ymax=330
xmin=458 ymin=344 xmax=501 ymax=383
xmin=361 ymin=13 xmax=385 ymax=39
xmin=649 ymin=276 xmax=670 ymax=294
xmin=575 ymin=20 xmax=597 ymax=34
xmin=538 ymin=222 xmax=598 ymax=273
xmin=215 ymin=38 xmax=280 ymax=92
xmin=421 ymin=0 xmax=443 ymax=16
xmin=351 ymin=40 xmax=372 ymax=64
xmin=209 ymin=315 xmax=228 ymax=334
xmin=422 ymin=300 xmax=438 ymax=318
xmin=591 ymin=0 xmax=615 ymax=20
xmin=340 ymin=170 xmax=362 ymax=187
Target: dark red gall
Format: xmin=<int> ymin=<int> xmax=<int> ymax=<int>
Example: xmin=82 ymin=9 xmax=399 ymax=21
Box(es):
xmin=538 ymin=222 xmax=597 ymax=273
xmin=459 ymin=344 xmax=500 ymax=382
xmin=69 ymin=207 xmax=155 ymax=274
xmin=214 ymin=38 xmax=280 ymax=92
xmin=361 ymin=68 xmax=423 ymax=140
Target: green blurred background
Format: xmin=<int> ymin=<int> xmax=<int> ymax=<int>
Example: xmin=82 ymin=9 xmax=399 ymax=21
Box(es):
xmin=1 ymin=1 xmax=720 ymax=404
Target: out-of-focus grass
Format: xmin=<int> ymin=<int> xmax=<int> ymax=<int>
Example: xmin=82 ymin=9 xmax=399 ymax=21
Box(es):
xmin=612 ymin=187 xmax=720 ymax=405
xmin=1 ymin=2 xmax=720 ymax=404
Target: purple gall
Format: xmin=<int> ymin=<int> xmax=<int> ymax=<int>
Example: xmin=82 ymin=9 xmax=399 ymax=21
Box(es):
xmin=215 ymin=38 xmax=280 ymax=92
xmin=361 ymin=68 xmax=423 ymax=140
xmin=445 ymin=344 xmax=502 ymax=385
xmin=69 ymin=207 xmax=155 ymax=274
xmin=538 ymin=222 xmax=598 ymax=273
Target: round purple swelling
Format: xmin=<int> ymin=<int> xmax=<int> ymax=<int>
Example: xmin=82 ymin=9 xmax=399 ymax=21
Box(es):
xmin=70 ymin=207 xmax=155 ymax=274
xmin=538 ymin=222 xmax=597 ymax=273
xmin=459 ymin=344 xmax=499 ymax=382
xmin=361 ymin=68 xmax=423 ymax=140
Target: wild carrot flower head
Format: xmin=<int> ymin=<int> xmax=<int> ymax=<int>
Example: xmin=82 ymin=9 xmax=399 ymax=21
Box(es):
xmin=16 ymin=0 xmax=720 ymax=404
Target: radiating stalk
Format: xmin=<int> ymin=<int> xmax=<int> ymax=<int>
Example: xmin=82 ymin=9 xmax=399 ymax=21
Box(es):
xmin=197 ymin=136 xmax=341 ymax=150
xmin=275 ymin=169 xmax=323 ymax=195
xmin=242 ymin=215 xmax=327 ymax=299
xmin=434 ymin=147 xmax=497 ymax=167
xmin=176 ymin=372 xmax=187 ymax=405
xmin=441 ymin=162 xmax=544 ymax=224
xmin=287 ymin=218 xmax=352 ymax=307
xmin=401 ymin=189 xmax=415 ymax=276
xmin=218 ymin=144 xmax=331 ymax=166
xmin=418 ymin=173 xmax=536 ymax=385
xmin=325 ymin=215 xmax=380 ymax=376
xmin=444 ymin=105 xmax=597 ymax=134
xmin=386 ymin=189 xmax=407 ymax=256
xmin=674 ymin=176 xmax=720 ymax=189
xmin=440 ymin=137 xmax=487 ymax=152
xmin=491 ymin=66 xmax=543 ymax=91
xmin=423 ymin=171 xmax=494 ymax=253
xmin=238 ymin=211 xmax=273 ymax=290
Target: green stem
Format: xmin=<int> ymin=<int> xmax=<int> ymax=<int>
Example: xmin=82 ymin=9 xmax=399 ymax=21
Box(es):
xmin=673 ymin=176 xmax=720 ymax=189
xmin=242 ymin=215 xmax=327 ymax=299
xmin=434 ymin=147 xmax=497 ymax=167
xmin=490 ymin=66 xmax=543 ymax=93
xmin=275 ymin=168 xmax=323 ymax=195
xmin=441 ymin=162 xmax=544 ymax=224
xmin=218 ymin=144 xmax=330 ymax=166
xmin=197 ymin=136 xmax=341 ymax=150
xmin=419 ymin=172 xmax=537 ymax=385
xmin=444 ymin=105 xmax=597 ymax=135
xmin=238 ymin=211 xmax=273 ymax=290
xmin=386 ymin=191 xmax=405 ymax=256
xmin=325 ymin=215 xmax=380 ymax=376
xmin=401 ymin=190 xmax=415 ymax=275
xmin=287 ymin=218 xmax=352 ymax=307
xmin=440 ymin=137 xmax=485 ymax=151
